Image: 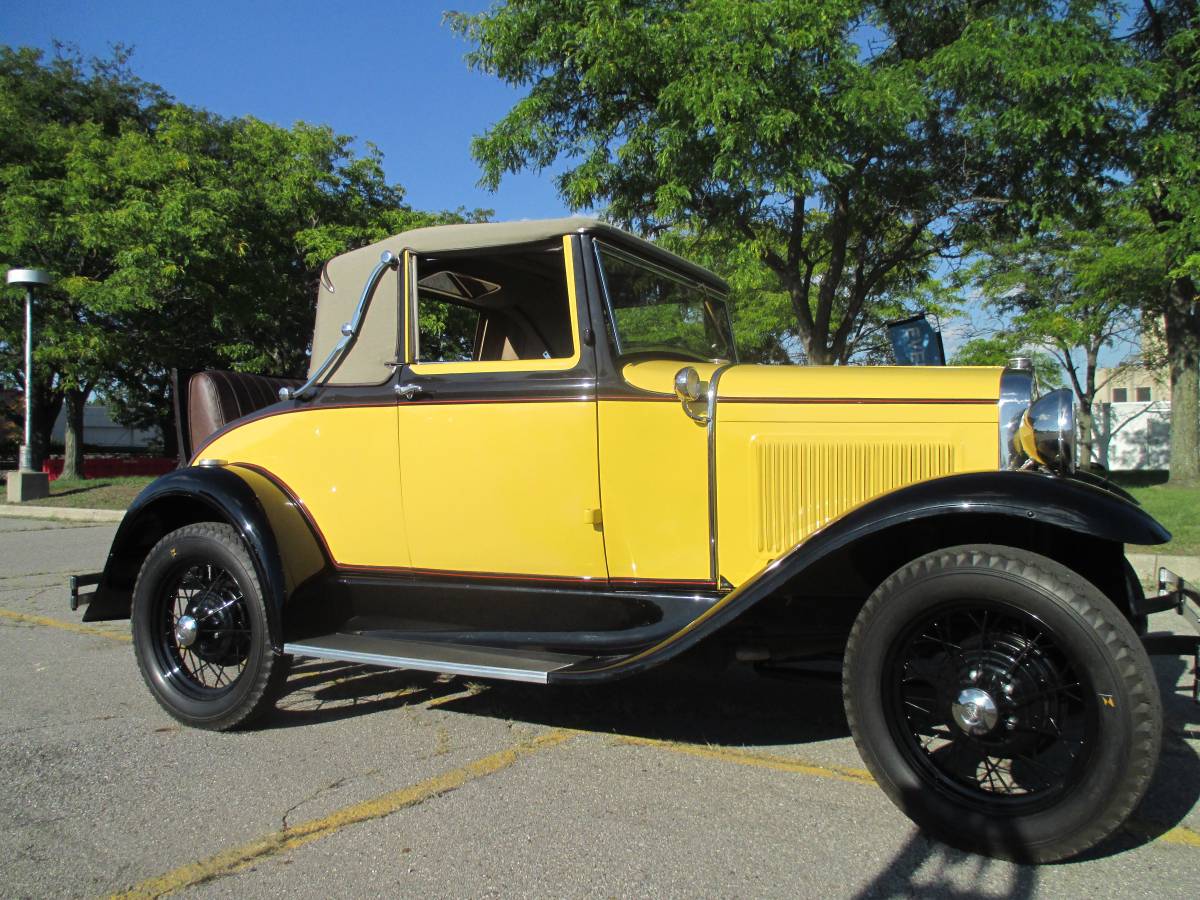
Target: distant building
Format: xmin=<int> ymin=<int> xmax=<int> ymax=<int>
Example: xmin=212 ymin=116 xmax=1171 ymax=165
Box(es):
xmin=51 ymin=403 xmax=157 ymax=450
xmin=1093 ymin=325 xmax=1171 ymax=471
xmin=1096 ymin=365 xmax=1168 ymax=405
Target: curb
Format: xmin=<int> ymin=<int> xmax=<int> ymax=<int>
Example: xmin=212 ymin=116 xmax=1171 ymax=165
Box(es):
xmin=0 ymin=504 xmax=125 ymax=524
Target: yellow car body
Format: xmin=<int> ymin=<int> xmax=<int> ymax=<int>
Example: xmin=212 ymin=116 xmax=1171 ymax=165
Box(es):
xmin=74 ymin=218 xmax=1182 ymax=863
xmin=194 ymin=232 xmax=1000 ymax=591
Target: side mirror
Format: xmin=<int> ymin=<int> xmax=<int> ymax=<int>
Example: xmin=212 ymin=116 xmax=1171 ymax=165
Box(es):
xmin=674 ymin=366 xmax=709 ymax=424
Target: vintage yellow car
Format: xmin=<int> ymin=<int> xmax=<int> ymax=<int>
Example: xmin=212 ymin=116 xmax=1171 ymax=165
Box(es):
xmin=71 ymin=218 xmax=1196 ymax=862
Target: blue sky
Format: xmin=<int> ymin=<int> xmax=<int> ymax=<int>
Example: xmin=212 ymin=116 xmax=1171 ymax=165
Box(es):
xmin=1 ymin=0 xmax=572 ymax=220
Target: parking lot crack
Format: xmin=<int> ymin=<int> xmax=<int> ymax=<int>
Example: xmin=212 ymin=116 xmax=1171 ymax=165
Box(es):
xmin=280 ymin=771 xmax=379 ymax=830
xmin=111 ymin=729 xmax=575 ymax=899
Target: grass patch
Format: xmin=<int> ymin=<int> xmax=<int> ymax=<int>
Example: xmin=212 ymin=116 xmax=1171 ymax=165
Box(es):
xmin=0 ymin=475 xmax=156 ymax=510
xmin=1111 ymin=472 xmax=1200 ymax=557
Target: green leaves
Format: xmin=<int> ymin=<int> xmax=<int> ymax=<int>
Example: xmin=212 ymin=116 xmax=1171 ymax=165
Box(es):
xmin=0 ymin=44 xmax=483 ymax=449
xmin=453 ymin=1 xmax=1140 ymax=362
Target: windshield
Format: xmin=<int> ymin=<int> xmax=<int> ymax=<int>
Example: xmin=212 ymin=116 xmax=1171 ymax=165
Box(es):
xmin=595 ymin=242 xmax=736 ymax=362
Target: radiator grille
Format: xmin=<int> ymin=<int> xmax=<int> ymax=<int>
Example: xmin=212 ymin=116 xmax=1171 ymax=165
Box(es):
xmin=754 ymin=438 xmax=956 ymax=553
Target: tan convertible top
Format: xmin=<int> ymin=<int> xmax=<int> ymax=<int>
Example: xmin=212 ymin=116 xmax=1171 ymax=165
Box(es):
xmin=309 ymin=218 xmax=727 ymax=384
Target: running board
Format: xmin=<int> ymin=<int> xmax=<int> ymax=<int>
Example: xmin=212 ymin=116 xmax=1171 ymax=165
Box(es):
xmin=283 ymin=633 xmax=590 ymax=685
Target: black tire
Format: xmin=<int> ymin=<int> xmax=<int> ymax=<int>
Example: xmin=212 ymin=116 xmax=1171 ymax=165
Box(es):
xmin=132 ymin=523 xmax=288 ymax=731
xmin=843 ymin=544 xmax=1161 ymax=863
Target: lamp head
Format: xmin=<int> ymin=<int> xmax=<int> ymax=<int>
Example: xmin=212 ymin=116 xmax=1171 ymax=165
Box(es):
xmin=6 ymin=269 xmax=52 ymax=287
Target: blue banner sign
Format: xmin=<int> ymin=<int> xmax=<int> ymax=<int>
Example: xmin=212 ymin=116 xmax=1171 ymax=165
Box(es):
xmin=887 ymin=314 xmax=945 ymax=366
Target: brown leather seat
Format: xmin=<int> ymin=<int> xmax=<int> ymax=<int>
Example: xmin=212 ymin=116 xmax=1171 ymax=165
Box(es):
xmin=187 ymin=370 xmax=303 ymax=456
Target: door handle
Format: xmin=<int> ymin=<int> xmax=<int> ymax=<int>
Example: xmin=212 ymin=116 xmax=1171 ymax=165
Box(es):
xmin=394 ymin=383 xmax=424 ymax=400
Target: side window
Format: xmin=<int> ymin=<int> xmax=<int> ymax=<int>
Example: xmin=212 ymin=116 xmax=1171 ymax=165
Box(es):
xmin=1136 ymin=387 xmax=1152 ymax=402
xmin=1112 ymin=388 xmax=1128 ymax=402
xmin=413 ymin=244 xmax=574 ymax=365
xmin=417 ymin=297 xmax=479 ymax=363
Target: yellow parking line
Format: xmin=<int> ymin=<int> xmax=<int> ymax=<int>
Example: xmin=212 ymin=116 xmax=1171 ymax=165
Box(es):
xmin=0 ymin=607 xmax=130 ymax=642
xmin=1126 ymin=820 xmax=1200 ymax=849
xmin=614 ymin=734 xmax=875 ymax=785
xmin=111 ymin=729 xmax=575 ymax=899
xmin=618 ymin=734 xmax=1200 ymax=850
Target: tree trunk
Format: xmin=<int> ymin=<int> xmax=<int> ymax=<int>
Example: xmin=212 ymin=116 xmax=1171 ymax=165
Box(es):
xmin=62 ymin=388 xmax=86 ymax=481
xmin=1078 ymin=406 xmax=1095 ymax=471
xmin=158 ymin=406 xmax=179 ymax=463
xmin=1164 ymin=276 xmax=1199 ymax=486
xmin=29 ymin=378 xmax=63 ymax=472
xmin=1080 ymin=345 xmax=1102 ymax=471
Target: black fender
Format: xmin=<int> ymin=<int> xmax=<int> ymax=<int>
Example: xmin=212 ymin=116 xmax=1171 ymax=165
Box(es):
xmin=83 ymin=465 xmax=327 ymax=652
xmin=551 ymin=470 xmax=1169 ymax=683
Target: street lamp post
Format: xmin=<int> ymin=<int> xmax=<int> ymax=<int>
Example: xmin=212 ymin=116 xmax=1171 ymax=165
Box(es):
xmin=5 ymin=267 xmax=52 ymax=502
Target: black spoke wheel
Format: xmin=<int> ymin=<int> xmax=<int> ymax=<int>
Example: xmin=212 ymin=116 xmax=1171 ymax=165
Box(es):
xmin=132 ymin=523 xmax=288 ymax=731
xmin=844 ymin=545 xmax=1161 ymax=863
xmin=155 ymin=562 xmax=252 ymax=697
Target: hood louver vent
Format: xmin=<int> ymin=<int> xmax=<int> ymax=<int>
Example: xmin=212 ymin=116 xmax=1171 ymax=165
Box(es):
xmin=755 ymin=438 xmax=957 ymax=554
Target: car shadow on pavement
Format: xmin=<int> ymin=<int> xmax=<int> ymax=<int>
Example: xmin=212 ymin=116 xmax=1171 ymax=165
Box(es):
xmin=441 ymin=662 xmax=851 ymax=747
xmin=262 ymin=653 xmax=850 ymax=747
xmin=260 ymin=659 xmax=471 ymax=729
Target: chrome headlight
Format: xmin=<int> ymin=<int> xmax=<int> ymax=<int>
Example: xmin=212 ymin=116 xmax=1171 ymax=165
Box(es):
xmin=999 ymin=367 xmax=1035 ymax=469
xmin=1015 ymin=388 xmax=1076 ymax=474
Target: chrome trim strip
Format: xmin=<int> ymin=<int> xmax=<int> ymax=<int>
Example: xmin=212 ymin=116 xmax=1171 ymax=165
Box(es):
xmin=591 ymin=240 xmax=624 ymax=356
xmin=408 ymin=249 xmax=420 ymax=362
xmin=998 ymin=368 xmax=1034 ymax=469
xmin=283 ymin=250 xmax=400 ymax=401
xmin=707 ymin=364 xmax=734 ymax=584
xmin=283 ymin=642 xmax=562 ymax=684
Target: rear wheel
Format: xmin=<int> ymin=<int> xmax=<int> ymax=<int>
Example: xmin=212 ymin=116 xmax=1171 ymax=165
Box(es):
xmin=132 ymin=523 xmax=288 ymax=731
xmin=843 ymin=544 xmax=1161 ymax=862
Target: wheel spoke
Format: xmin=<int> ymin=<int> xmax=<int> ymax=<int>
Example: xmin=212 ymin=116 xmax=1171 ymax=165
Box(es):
xmin=156 ymin=561 xmax=252 ymax=696
xmin=885 ymin=599 xmax=1095 ymax=809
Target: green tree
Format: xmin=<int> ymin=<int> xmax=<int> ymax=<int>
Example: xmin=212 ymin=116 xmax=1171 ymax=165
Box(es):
xmin=657 ymin=223 xmax=958 ymax=363
xmin=449 ymin=1 xmax=1126 ymax=364
xmin=1127 ymin=1 xmax=1200 ymax=485
xmin=0 ymin=44 xmax=168 ymax=476
xmin=950 ymin=337 xmax=1063 ymax=390
xmin=966 ymin=199 xmax=1160 ymax=469
xmin=92 ymin=105 xmax=481 ymax=453
xmin=1 ymin=45 xmax=483 ymax=471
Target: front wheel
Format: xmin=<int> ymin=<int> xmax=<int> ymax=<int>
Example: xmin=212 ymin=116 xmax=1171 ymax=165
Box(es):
xmin=843 ymin=545 xmax=1162 ymax=862
xmin=132 ymin=523 xmax=288 ymax=731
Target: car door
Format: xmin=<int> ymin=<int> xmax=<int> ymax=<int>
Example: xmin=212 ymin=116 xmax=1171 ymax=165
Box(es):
xmin=394 ymin=237 xmax=608 ymax=582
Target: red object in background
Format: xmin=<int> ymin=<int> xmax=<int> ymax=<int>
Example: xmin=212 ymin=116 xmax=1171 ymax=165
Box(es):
xmin=41 ymin=456 xmax=177 ymax=482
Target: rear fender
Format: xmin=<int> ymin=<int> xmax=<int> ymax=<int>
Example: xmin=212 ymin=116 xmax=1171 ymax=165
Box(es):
xmin=551 ymin=470 xmax=1169 ymax=683
xmin=84 ymin=465 xmax=327 ymax=651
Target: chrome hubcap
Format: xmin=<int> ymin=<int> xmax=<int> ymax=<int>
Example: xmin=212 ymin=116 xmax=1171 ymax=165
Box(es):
xmin=174 ymin=614 xmax=199 ymax=648
xmin=952 ymin=687 xmax=999 ymax=736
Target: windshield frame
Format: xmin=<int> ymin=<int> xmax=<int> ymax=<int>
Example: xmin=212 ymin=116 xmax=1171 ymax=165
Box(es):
xmin=592 ymin=239 xmax=738 ymax=364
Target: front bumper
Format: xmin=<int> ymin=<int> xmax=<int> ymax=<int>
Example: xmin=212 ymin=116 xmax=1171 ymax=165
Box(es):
xmin=1135 ymin=567 xmax=1200 ymax=701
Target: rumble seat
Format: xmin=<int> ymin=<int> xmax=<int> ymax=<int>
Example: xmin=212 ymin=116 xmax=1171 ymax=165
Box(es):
xmin=184 ymin=370 xmax=303 ymax=458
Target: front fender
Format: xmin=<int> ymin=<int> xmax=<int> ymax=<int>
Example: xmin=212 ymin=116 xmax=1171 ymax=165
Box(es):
xmin=551 ymin=470 xmax=1168 ymax=683
xmin=84 ymin=465 xmax=326 ymax=651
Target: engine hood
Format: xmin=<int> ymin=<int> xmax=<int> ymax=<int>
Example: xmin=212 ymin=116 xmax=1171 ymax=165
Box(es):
xmin=621 ymin=360 xmax=1004 ymax=404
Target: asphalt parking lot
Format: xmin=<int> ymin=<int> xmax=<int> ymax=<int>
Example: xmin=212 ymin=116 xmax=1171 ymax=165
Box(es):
xmin=2 ymin=516 xmax=1199 ymax=898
